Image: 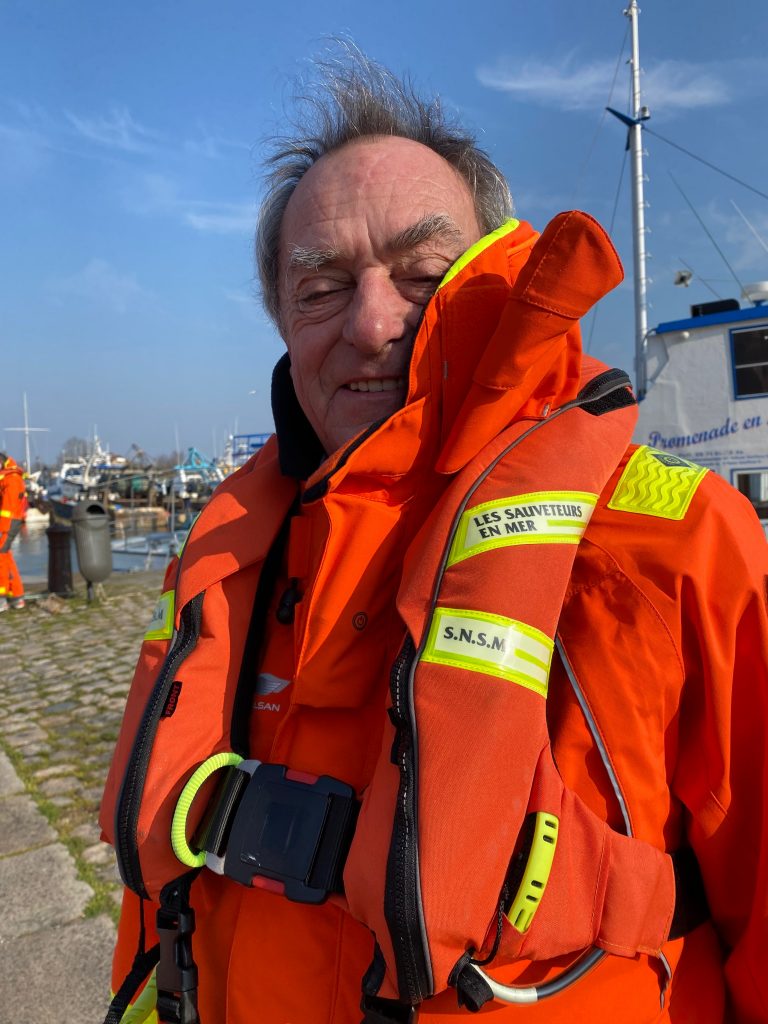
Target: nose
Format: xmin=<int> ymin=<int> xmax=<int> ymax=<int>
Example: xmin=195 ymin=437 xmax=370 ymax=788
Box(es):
xmin=341 ymin=270 xmax=415 ymax=355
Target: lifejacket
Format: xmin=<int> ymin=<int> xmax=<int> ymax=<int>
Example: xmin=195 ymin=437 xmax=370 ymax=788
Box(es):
xmin=101 ymin=213 xmax=706 ymax=1024
xmin=0 ymin=455 xmax=26 ymax=526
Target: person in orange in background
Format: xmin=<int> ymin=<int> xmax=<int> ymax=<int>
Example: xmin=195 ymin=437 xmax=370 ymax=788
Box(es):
xmin=100 ymin=52 xmax=768 ymax=1024
xmin=0 ymin=453 xmax=26 ymax=612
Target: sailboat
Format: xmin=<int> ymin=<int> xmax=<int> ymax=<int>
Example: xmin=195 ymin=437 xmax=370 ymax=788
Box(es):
xmin=616 ymin=1 xmax=768 ymax=528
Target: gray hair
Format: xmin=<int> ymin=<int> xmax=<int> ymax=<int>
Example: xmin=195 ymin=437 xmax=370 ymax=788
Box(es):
xmin=256 ymin=47 xmax=514 ymax=329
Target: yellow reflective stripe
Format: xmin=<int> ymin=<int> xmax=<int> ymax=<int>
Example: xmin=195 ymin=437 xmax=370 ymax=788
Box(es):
xmin=0 ymin=509 xmax=11 ymax=517
xmin=143 ymin=590 xmax=175 ymax=641
xmin=112 ymin=969 xmax=158 ymax=1022
xmin=608 ymin=445 xmax=708 ymax=520
xmin=437 ymin=218 xmax=520 ymax=291
xmin=421 ymin=607 xmax=552 ymax=697
xmin=448 ymin=491 xmax=598 ymax=566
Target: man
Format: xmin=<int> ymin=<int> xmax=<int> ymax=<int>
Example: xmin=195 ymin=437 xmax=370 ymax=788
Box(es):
xmin=0 ymin=453 xmax=26 ymax=612
xmin=101 ymin=56 xmax=768 ymax=1024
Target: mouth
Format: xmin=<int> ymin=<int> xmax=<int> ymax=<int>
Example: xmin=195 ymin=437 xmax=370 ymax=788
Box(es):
xmin=345 ymin=377 xmax=405 ymax=393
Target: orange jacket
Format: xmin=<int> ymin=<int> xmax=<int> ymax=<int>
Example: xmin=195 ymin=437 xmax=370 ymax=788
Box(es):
xmin=0 ymin=455 xmax=26 ymax=527
xmin=102 ymin=214 xmax=768 ymax=1023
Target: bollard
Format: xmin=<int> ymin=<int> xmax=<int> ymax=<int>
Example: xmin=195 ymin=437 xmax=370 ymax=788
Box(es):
xmin=46 ymin=522 xmax=75 ymax=596
xmin=72 ymin=501 xmax=113 ymax=601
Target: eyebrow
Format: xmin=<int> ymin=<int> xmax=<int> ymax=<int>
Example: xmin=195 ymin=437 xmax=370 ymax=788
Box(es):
xmin=286 ymin=212 xmax=465 ymax=273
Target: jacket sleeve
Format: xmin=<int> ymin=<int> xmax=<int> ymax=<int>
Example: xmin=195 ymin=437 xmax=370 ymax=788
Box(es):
xmin=672 ymin=483 xmax=768 ymax=1023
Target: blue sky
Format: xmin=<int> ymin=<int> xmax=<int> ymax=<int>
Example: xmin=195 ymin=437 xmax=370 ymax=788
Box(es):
xmin=3 ymin=0 xmax=768 ymax=465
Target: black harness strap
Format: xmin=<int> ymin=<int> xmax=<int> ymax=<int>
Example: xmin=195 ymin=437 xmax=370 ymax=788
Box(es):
xmin=229 ymin=508 xmax=295 ymax=756
xmin=102 ymin=943 xmax=160 ymax=1024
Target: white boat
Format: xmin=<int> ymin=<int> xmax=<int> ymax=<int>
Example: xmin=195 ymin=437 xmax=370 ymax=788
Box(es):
xmin=22 ymin=506 xmax=50 ymax=527
xmin=635 ymin=292 xmax=768 ymax=524
xmin=110 ymin=530 xmax=188 ymax=571
xmin=615 ymin=2 xmax=768 ymax=530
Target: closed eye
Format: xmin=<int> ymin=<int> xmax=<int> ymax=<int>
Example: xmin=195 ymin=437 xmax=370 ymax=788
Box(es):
xmin=398 ymin=275 xmax=444 ymax=303
xmin=296 ymin=283 xmax=352 ymax=317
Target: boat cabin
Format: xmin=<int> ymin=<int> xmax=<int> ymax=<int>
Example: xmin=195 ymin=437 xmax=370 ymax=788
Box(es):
xmin=634 ymin=287 xmax=768 ymax=527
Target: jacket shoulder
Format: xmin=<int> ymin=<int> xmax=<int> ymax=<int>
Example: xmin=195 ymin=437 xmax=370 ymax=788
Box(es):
xmin=591 ymin=444 xmax=766 ymax=565
xmin=564 ymin=444 xmax=767 ymax=648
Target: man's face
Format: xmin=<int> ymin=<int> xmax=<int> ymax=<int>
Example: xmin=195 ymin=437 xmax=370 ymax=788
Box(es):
xmin=278 ymin=136 xmax=483 ymax=455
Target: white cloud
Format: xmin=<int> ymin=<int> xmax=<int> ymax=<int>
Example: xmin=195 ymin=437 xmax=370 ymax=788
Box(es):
xmin=476 ymin=56 xmax=753 ymax=114
xmin=707 ymin=201 xmax=768 ymax=274
xmin=0 ymin=122 xmax=50 ymax=178
xmin=65 ymin=107 xmax=161 ymax=153
xmin=224 ymin=287 xmax=257 ymax=307
xmin=183 ymin=131 xmax=252 ymax=160
xmin=49 ymin=259 xmax=148 ymax=314
xmin=63 ymin=106 xmax=250 ymax=162
xmin=124 ymin=172 xmax=256 ymax=235
xmin=183 ymin=203 xmax=256 ymax=234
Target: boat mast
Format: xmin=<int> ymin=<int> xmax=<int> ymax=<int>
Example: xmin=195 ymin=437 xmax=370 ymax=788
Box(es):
xmin=626 ymin=0 xmax=650 ymax=397
xmin=4 ymin=392 xmax=49 ymax=473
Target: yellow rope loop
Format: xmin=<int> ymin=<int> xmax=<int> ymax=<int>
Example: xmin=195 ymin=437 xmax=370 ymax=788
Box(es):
xmin=171 ymin=752 xmax=243 ymax=867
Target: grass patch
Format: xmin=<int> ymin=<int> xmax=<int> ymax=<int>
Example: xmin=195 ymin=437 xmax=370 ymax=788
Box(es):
xmin=0 ymin=736 xmax=121 ymax=925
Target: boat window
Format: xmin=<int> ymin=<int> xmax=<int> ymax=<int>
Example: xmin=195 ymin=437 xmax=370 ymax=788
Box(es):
xmin=735 ymin=470 xmax=768 ymax=520
xmin=731 ymin=325 xmax=768 ymax=398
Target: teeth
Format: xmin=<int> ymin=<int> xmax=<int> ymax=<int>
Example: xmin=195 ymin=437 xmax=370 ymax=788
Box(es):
xmin=348 ymin=378 xmax=402 ymax=392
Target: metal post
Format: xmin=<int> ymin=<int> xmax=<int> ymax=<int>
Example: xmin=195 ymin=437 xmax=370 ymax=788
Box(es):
xmin=46 ymin=523 xmax=74 ymax=597
xmin=626 ymin=1 xmax=650 ymax=397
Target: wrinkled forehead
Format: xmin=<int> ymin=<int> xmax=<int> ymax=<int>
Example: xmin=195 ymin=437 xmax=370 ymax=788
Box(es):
xmin=278 ymin=136 xmax=479 ymax=259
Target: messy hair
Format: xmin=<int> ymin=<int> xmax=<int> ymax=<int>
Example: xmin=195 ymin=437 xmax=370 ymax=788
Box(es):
xmin=255 ymin=45 xmax=514 ymax=328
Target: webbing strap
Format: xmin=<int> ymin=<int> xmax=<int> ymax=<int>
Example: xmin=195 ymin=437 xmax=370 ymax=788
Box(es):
xmin=102 ymin=944 xmax=160 ymax=1024
xmin=361 ymin=995 xmax=417 ymax=1023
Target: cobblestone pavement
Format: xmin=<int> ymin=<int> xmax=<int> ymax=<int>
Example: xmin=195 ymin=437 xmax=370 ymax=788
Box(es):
xmin=0 ymin=569 xmax=164 ymax=1022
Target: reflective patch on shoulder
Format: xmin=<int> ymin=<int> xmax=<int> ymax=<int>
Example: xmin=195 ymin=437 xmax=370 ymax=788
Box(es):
xmin=448 ymin=491 xmax=598 ymax=566
xmin=421 ymin=607 xmax=552 ymax=697
xmin=144 ymin=590 xmax=175 ymax=641
xmin=607 ymin=446 xmax=708 ymax=520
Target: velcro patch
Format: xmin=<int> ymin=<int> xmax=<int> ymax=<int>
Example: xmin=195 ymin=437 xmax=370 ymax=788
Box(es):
xmin=608 ymin=446 xmax=707 ymax=520
xmin=448 ymin=491 xmax=597 ymax=566
xmin=144 ymin=590 xmax=175 ymax=641
xmin=421 ymin=607 xmax=553 ymax=696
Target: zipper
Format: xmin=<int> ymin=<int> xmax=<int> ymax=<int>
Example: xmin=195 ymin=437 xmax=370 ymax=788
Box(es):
xmin=384 ymin=634 xmax=434 ymax=1003
xmin=114 ymin=592 xmax=205 ymax=897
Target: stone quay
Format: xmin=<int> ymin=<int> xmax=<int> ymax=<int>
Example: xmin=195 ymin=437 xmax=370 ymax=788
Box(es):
xmin=0 ymin=569 xmax=164 ymax=1023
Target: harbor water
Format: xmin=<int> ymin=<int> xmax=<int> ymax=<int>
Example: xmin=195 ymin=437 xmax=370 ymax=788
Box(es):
xmin=11 ymin=518 xmax=174 ymax=585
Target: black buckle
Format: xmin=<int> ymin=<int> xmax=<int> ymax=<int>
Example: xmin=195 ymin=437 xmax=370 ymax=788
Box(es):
xmin=156 ymin=906 xmax=199 ymax=1024
xmin=205 ymin=760 xmax=359 ymax=904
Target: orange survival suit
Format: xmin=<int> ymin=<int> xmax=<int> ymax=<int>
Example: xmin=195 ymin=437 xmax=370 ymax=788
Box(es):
xmin=101 ymin=214 xmax=768 ymax=1024
xmin=0 ymin=454 xmax=26 ymax=602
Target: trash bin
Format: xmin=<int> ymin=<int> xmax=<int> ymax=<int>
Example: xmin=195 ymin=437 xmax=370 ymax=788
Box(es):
xmin=72 ymin=501 xmax=113 ymax=596
xmin=46 ymin=522 xmax=75 ymax=597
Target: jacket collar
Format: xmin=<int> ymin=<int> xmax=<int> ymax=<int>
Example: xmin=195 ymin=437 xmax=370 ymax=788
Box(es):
xmin=177 ymin=211 xmax=624 ymax=609
xmin=271 ymin=354 xmax=326 ymax=480
xmin=174 ymin=436 xmax=297 ymax=614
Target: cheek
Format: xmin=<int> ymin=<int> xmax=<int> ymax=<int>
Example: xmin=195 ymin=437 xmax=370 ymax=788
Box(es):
xmin=287 ymin=328 xmax=333 ymax=402
xmin=288 ymin=314 xmax=343 ymax=365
